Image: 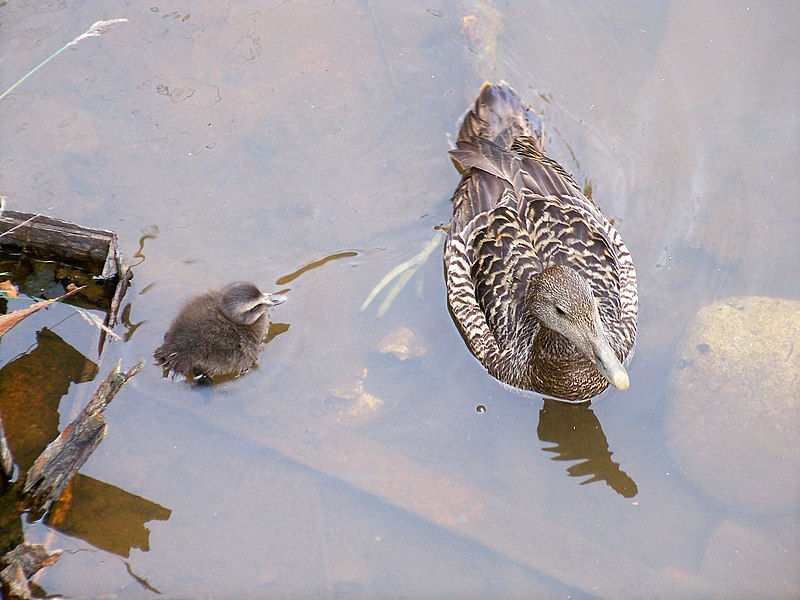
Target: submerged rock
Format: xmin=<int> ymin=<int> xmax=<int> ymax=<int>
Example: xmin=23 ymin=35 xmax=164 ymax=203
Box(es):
xmin=377 ymin=326 xmax=427 ymax=361
xmin=667 ymin=296 xmax=800 ymax=517
xmin=329 ymin=367 xmax=386 ymax=426
xmin=699 ymin=518 xmax=800 ymax=598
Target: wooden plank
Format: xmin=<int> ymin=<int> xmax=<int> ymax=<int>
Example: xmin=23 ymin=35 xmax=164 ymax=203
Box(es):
xmin=0 ymin=210 xmax=120 ymax=278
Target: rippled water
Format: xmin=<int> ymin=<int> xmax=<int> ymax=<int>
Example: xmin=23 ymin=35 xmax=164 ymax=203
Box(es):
xmin=1 ymin=1 xmax=798 ymax=598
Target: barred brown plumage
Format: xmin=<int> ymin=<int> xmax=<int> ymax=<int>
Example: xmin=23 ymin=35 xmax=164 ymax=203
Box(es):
xmin=444 ymin=82 xmax=638 ymax=401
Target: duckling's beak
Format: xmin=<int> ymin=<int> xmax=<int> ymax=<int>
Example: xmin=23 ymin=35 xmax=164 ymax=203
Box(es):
xmin=263 ymin=293 xmax=287 ymax=307
xmin=591 ymin=336 xmax=629 ymax=391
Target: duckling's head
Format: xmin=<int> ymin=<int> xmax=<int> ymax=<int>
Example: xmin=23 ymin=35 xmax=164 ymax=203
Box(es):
xmin=527 ymin=265 xmax=629 ymax=391
xmin=219 ymin=282 xmax=286 ymax=326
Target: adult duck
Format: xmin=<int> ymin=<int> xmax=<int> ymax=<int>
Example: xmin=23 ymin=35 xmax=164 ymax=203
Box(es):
xmin=445 ymin=82 xmax=637 ymax=401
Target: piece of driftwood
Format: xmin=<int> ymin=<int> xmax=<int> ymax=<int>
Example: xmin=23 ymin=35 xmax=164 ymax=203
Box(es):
xmin=22 ymin=360 xmax=144 ymax=515
xmin=0 ymin=416 xmax=13 ymax=482
xmin=0 ymin=211 xmax=120 ymax=278
xmin=0 ymin=354 xmax=149 ymax=598
xmin=0 ymin=543 xmax=61 ymax=600
xmin=0 ymin=209 xmax=132 ymax=353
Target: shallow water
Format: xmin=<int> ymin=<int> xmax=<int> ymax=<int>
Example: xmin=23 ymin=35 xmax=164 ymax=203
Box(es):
xmin=1 ymin=1 xmax=798 ymax=598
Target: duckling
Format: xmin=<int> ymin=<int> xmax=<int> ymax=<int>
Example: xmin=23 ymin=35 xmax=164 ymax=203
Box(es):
xmin=154 ymin=282 xmax=285 ymax=380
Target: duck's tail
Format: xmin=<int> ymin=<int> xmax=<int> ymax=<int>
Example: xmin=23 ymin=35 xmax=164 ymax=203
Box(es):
xmin=456 ymin=81 xmax=542 ymax=150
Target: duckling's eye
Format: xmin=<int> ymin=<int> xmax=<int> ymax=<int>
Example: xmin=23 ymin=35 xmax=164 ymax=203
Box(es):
xmin=554 ymin=305 xmax=567 ymax=317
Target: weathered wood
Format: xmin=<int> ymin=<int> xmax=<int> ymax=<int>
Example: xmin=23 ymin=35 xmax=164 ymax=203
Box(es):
xmin=0 ymin=209 xmax=132 ymax=353
xmin=103 ymin=266 xmax=133 ymax=353
xmin=0 ymin=416 xmax=13 ymax=482
xmin=0 ymin=210 xmax=119 ymax=279
xmin=0 ymin=543 xmax=61 ymax=600
xmin=22 ymin=360 xmax=144 ymax=514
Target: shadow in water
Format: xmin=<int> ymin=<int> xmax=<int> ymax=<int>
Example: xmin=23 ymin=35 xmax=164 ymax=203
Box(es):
xmin=537 ymin=399 xmax=638 ymax=498
xmin=0 ymin=327 xmax=171 ymax=595
xmin=0 ymin=328 xmax=97 ymax=472
xmin=275 ymin=250 xmax=359 ymax=286
xmin=44 ymin=474 xmax=171 ymax=558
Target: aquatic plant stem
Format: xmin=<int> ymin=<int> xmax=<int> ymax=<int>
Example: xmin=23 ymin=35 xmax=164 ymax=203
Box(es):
xmin=0 ymin=43 xmax=71 ymax=102
xmin=0 ymin=18 xmax=128 ymax=102
xmin=361 ymin=231 xmax=445 ymax=316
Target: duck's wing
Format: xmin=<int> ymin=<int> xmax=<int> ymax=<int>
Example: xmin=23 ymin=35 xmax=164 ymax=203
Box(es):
xmin=447 ymin=137 xmax=628 ymax=353
xmin=449 ymin=147 xmax=508 ymax=233
xmin=446 ymin=207 xmax=534 ymax=368
xmin=446 ymin=167 xmax=543 ymax=367
xmin=451 ymin=136 xmax=584 ymax=213
xmin=445 ymin=225 xmax=500 ymax=366
xmin=511 ymin=137 xmax=585 ymax=199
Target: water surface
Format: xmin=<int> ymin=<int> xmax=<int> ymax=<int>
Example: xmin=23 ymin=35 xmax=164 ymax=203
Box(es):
xmin=1 ymin=1 xmax=798 ymax=598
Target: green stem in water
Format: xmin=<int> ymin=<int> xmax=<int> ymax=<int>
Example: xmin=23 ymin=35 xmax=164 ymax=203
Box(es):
xmin=0 ymin=18 xmax=128 ymax=102
xmin=0 ymin=41 xmax=74 ymax=102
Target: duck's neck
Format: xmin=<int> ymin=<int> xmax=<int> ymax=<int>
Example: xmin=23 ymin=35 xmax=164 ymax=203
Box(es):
xmin=497 ymin=319 xmax=608 ymax=401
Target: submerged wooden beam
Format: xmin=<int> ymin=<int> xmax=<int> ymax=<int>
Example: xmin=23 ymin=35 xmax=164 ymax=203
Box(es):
xmin=193 ymin=406 xmax=714 ymax=599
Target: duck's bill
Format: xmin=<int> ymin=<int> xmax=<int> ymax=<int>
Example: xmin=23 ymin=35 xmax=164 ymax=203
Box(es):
xmin=263 ymin=293 xmax=287 ymax=307
xmin=592 ymin=339 xmax=630 ymax=391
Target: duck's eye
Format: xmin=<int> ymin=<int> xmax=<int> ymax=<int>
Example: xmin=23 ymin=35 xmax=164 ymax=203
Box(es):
xmin=554 ymin=305 xmax=567 ymax=316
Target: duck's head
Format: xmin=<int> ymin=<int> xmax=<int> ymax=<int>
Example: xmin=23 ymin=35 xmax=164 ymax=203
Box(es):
xmin=219 ymin=282 xmax=286 ymax=326
xmin=527 ymin=265 xmax=629 ymax=391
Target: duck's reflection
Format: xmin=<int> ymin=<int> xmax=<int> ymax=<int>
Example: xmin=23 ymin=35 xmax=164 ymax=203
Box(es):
xmin=537 ymin=399 xmax=638 ymax=498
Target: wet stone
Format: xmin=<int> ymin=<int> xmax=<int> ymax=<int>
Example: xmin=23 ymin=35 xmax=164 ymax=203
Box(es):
xmin=699 ymin=519 xmax=800 ymax=598
xmin=329 ymin=367 xmax=386 ymax=426
xmin=667 ymin=296 xmax=800 ymax=517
